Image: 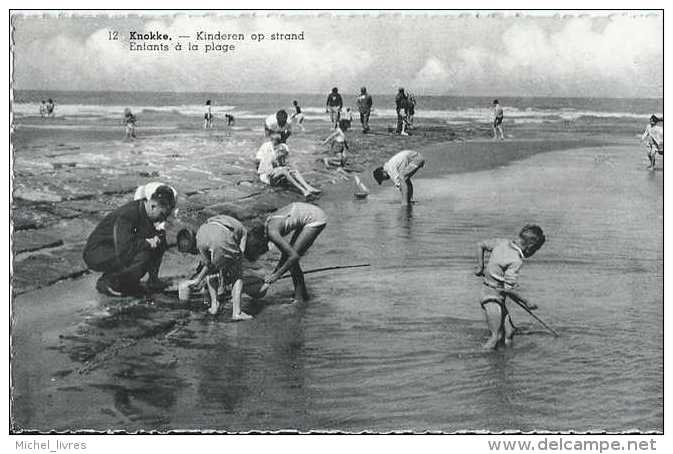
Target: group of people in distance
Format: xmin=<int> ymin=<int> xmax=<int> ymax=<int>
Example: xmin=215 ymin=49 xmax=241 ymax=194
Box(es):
xmin=38 ymin=98 xmax=55 ymax=118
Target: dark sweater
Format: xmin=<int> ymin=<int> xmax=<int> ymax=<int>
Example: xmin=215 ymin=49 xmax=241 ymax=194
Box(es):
xmin=84 ymin=200 xmax=156 ymax=266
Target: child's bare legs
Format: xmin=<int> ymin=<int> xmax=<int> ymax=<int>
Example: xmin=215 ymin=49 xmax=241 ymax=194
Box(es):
xmin=231 ymin=278 xmax=253 ymax=320
xmin=290 ymin=169 xmax=322 ymax=193
xmin=482 ymin=301 xmax=504 ymax=350
xmin=647 ymin=147 xmax=657 ymax=169
xmin=206 ymin=274 xmax=220 ymax=315
xmin=276 ymin=167 xmax=312 ymax=198
xmin=503 ymin=312 xmax=516 ymax=346
xmin=288 ymin=225 xmax=325 ymax=302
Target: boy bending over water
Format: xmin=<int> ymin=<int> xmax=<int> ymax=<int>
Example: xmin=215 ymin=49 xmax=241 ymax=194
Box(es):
xmin=474 ymin=225 xmax=546 ymax=350
xmin=373 ymin=149 xmax=425 ymax=206
xmin=188 ymin=215 xmax=254 ymax=320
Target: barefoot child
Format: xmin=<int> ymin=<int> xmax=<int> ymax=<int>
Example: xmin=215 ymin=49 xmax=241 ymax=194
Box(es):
xmin=188 ymin=215 xmax=254 ymax=320
xmin=122 ymin=108 xmax=137 ymax=139
xmin=641 ymin=114 xmax=663 ymax=170
xmin=204 ymin=100 xmax=214 ymax=129
xmin=291 ymin=100 xmax=305 ymax=132
xmin=258 ymin=202 xmax=327 ymax=303
xmin=373 ymin=149 xmax=425 ymax=206
xmin=322 ymin=119 xmax=350 ymax=168
xmin=474 ymin=225 xmax=546 ymax=350
xmin=256 ymin=137 xmax=322 ymax=199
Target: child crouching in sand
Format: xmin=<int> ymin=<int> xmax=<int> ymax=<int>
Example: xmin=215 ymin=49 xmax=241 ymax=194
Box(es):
xmin=183 ymin=215 xmax=254 ymax=320
xmin=474 ymin=225 xmax=546 ymax=350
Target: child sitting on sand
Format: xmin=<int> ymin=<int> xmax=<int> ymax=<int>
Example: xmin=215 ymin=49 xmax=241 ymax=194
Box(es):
xmin=184 ymin=215 xmax=254 ymax=320
xmin=322 ymin=119 xmax=350 ymax=169
xmin=642 ymin=114 xmax=663 ymax=170
xmin=256 ymin=136 xmax=322 ymax=199
xmin=373 ymin=149 xmax=425 ymax=206
xmin=474 ymin=225 xmax=546 ymax=350
xmin=122 ymin=108 xmax=137 ymax=139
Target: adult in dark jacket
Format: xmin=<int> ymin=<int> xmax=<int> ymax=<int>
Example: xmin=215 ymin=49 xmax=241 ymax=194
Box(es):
xmin=83 ymin=185 xmax=176 ymax=296
xmin=326 ymin=87 xmax=343 ymax=128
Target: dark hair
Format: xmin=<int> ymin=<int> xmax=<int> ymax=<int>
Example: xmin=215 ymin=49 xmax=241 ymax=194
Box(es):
xmin=650 ymin=114 xmax=661 ymax=123
xmin=48 ymin=98 xmax=53 ymax=103
xmin=373 ymin=167 xmax=387 ymax=185
xmin=519 ymin=224 xmax=546 ymax=248
xmin=332 ymin=87 xmax=338 ymax=93
xmin=177 ymin=228 xmax=197 ymax=254
xmin=361 ymin=87 xmax=367 ymax=94
xmin=493 ymin=99 xmax=499 ymax=104
xmin=338 ymin=119 xmax=350 ymax=131
xmin=244 ymin=221 xmax=269 ymax=260
xmin=150 ymin=185 xmax=176 ymax=210
xmin=276 ymin=110 xmax=288 ymax=123
xmin=293 ymin=100 xmax=298 ymax=105
xmin=206 ymin=100 xmax=211 ymax=105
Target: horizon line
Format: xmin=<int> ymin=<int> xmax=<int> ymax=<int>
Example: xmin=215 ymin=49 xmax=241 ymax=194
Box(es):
xmin=11 ymin=89 xmax=662 ymax=101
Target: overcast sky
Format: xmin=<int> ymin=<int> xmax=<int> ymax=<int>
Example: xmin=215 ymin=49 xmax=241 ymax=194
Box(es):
xmin=11 ymin=11 xmax=663 ymax=98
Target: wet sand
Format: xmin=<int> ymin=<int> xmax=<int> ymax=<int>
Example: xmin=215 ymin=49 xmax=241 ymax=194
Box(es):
xmin=11 ymin=112 xmax=654 ymax=432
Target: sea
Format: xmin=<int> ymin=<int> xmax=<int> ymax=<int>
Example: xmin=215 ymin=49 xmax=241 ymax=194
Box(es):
xmin=13 ymin=90 xmax=663 ymax=128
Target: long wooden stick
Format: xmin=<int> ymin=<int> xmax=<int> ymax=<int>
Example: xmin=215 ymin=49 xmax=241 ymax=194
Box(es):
xmin=508 ymin=295 xmax=560 ymax=337
xmin=279 ymin=263 xmax=371 ymax=279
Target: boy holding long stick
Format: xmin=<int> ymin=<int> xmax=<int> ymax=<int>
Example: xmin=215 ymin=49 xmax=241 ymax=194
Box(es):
xmin=474 ymin=225 xmax=546 ymax=350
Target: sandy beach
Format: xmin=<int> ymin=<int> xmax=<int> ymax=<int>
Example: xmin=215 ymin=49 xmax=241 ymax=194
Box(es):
xmin=11 ymin=102 xmax=662 ymax=432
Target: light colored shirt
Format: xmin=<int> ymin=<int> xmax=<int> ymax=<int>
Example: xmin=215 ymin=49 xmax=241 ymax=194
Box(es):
xmin=493 ymin=104 xmax=504 ymax=120
xmin=483 ymin=239 xmax=524 ymax=290
xmin=256 ymin=142 xmax=277 ymax=182
xmin=196 ymin=215 xmax=246 ymax=273
xmin=383 ymin=150 xmax=420 ymax=188
xmin=642 ymin=124 xmax=663 ymax=150
xmin=265 ymin=114 xmax=292 ymax=135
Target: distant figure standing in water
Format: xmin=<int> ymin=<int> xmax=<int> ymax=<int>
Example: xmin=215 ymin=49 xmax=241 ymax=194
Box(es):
xmin=204 ymin=100 xmax=214 ymax=129
xmin=356 ymin=86 xmax=373 ymax=133
xmin=395 ymin=88 xmax=410 ymax=135
xmin=258 ymin=202 xmax=328 ymax=303
xmin=492 ymin=99 xmax=504 ymax=140
xmin=291 ymin=100 xmax=305 ymax=132
xmin=39 ymin=100 xmax=47 ymax=118
xmin=406 ymin=91 xmax=416 ymax=129
xmin=46 ymin=98 xmax=55 ymax=118
xmin=474 ymin=225 xmax=546 ymax=350
xmin=265 ymin=109 xmax=292 ymax=143
xmin=642 ymin=114 xmax=663 ymax=170
xmin=373 ymin=149 xmax=425 ymax=206
xmin=122 ymin=108 xmax=137 ymax=139
xmin=326 ymin=87 xmax=343 ymax=128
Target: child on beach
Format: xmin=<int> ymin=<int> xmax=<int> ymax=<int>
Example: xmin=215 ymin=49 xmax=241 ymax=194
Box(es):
xmin=187 ymin=215 xmax=254 ymax=320
xmin=265 ymin=110 xmax=292 ymax=143
xmin=257 ymin=202 xmax=327 ymax=303
xmin=291 ymin=100 xmax=305 ymax=132
xmin=356 ymin=87 xmax=373 ymax=133
xmin=492 ymin=99 xmax=504 ymax=141
xmin=225 ymin=113 xmax=235 ymax=126
xmin=474 ymin=225 xmax=546 ymax=350
xmin=373 ymin=149 xmax=425 ymax=206
xmin=641 ymin=114 xmax=663 ymax=170
xmin=322 ymin=119 xmax=350 ymax=170
xmin=39 ymin=100 xmax=47 ymax=118
xmin=122 ymin=108 xmax=137 ymax=139
xmin=46 ymin=98 xmax=55 ymax=118
xmin=204 ymin=100 xmax=214 ymax=129
xmin=256 ymin=136 xmax=322 ymax=199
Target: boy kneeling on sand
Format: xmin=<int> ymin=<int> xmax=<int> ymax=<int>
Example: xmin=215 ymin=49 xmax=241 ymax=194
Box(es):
xmin=474 ymin=225 xmax=546 ymax=350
